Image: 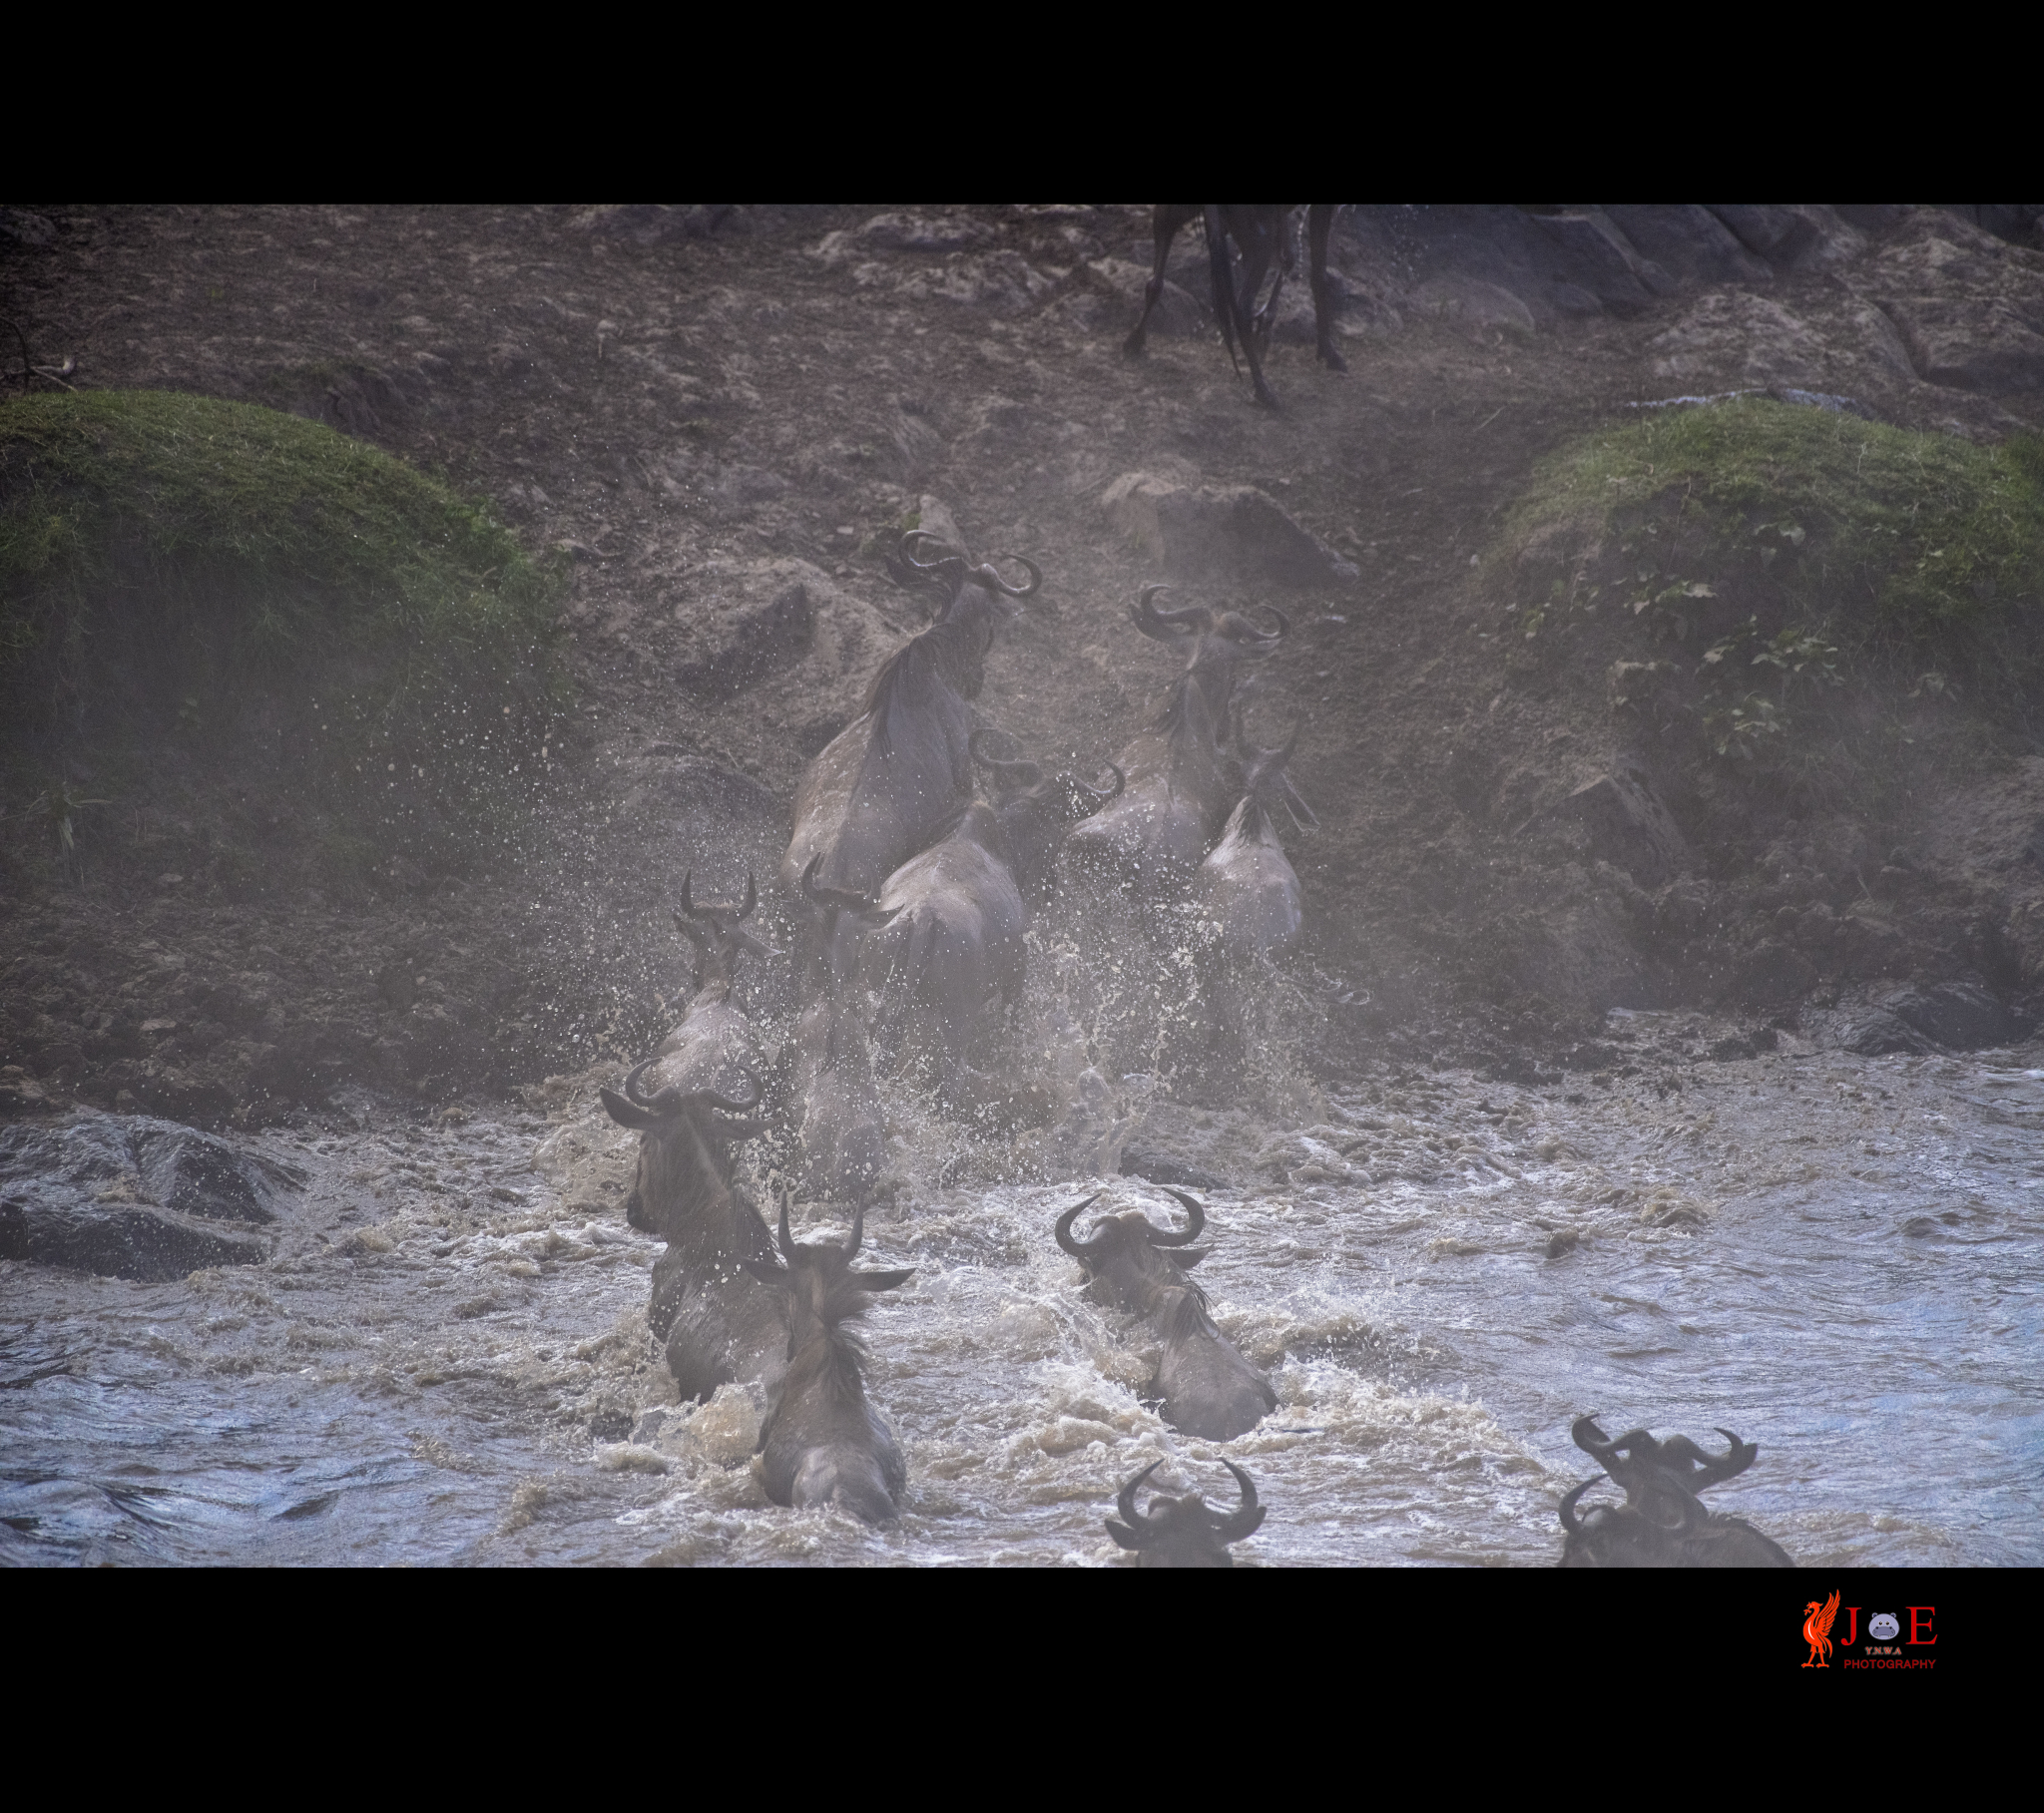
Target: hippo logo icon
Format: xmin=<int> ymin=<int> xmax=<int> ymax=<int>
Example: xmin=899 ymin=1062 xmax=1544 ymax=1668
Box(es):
xmin=1802 ymin=1589 xmax=1841 ymax=1666
xmin=1869 ymin=1612 xmax=1900 ymax=1641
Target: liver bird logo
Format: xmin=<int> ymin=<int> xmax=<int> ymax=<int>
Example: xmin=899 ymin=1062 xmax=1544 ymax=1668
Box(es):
xmin=1802 ymin=1589 xmax=1841 ymax=1667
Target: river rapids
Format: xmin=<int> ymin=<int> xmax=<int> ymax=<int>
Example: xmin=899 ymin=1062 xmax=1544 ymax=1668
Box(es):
xmin=4 ymin=1006 xmax=2038 ymax=1566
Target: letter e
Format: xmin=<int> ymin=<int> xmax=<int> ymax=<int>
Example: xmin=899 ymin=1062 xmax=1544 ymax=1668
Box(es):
xmin=1907 ymin=1606 xmax=1936 ymax=1644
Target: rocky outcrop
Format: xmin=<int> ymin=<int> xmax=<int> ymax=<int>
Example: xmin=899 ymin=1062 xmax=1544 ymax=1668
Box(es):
xmin=1102 ymin=472 xmax=1357 ymax=588
xmin=0 ymin=1115 xmax=302 ymax=1280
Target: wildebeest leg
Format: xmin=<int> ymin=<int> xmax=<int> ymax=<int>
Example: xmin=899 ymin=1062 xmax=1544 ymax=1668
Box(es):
xmin=1220 ymin=209 xmax=1281 ymax=410
xmin=1125 ymin=205 xmax=1201 ymax=357
xmin=1307 ymin=203 xmax=1348 ymax=371
xmin=1204 ymin=206 xmax=1245 ymax=381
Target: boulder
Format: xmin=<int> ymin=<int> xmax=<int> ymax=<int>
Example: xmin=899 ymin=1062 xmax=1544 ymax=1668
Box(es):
xmin=0 ymin=1115 xmax=302 ymax=1281
xmin=1602 ymin=206 xmax=1775 ymax=286
xmin=1885 ymin=980 xmax=2025 ymax=1049
xmin=669 ymin=569 xmax=816 ymax=696
xmin=1552 ymin=769 xmax=1691 ymax=888
xmin=1101 ymin=472 xmax=1357 ymax=588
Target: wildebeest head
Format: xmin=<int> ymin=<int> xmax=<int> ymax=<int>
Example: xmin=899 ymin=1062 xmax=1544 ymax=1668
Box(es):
xmin=1558 ymin=1415 xmax=1789 ymax=1568
xmin=598 ymin=1063 xmax=770 ymax=1241
xmin=1054 ymin=1187 xmax=1210 ymax=1311
xmin=1571 ymin=1414 xmax=1759 ymax=1500
xmin=1130 ymin=584 xmax=1286 ymax=718
xmin=1233 ymin=722 xmax=1318 ymax=836
xmin=673 ymin=869 xmax=772 ymax=999
xmin=969 ymin=730 xmax=1124 ymax=900
xmin=1106 ymin=1459 xmax=1266 ymax=1568
xmin=741 ymin=1194 xmax=915 ymax=1349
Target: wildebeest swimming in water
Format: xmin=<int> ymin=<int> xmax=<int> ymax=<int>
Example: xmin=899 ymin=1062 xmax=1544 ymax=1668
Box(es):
xmin=1195 ymin=723 xmax=1316 ymax=962
xmin=1558 ymin=1414 xmax=1793 ymax=1568
xmin=1106 ymin=1459 xmax=1266 ymax=1567
xmin=599 ymin=1064 xmax=782 ymax=1402
xmin=1054 ymin=1188 xmax=1277 ymax=1441
xmin=1063 ymin=586 xmax=1286 ymax=890
xmin=648 ymin=870 xmax=772 ymax=1101
xmin=791 ymin=856 xmax=897 ymax=1202
xmin=854 ymin=733 xmax=1122 ymax=1086
xmin=1124 ymin=205 xmax=1347 ymax=410
xmin=780 ymin=532 xmax=1040 ymax=901
xmin=743 ymin=1195 xmax=914 ymax=1524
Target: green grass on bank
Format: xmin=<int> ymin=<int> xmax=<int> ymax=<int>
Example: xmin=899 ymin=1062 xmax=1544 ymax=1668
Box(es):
xmin=1 ymin=388 xmax=561 ymax=704
xmin=1505 ymin=396 xmax=2044 ymax=645
xmin=0 ymin=390 xmax=569 ymax=882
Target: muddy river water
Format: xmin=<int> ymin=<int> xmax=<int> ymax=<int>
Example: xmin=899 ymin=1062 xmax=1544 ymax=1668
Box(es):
xmin=4 ymin=1022 xmax=2039 ymax=1567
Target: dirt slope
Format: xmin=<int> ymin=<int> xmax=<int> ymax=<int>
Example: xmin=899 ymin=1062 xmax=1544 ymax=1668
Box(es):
xmin=3 ymin=203 xmax=2041 ymax=1124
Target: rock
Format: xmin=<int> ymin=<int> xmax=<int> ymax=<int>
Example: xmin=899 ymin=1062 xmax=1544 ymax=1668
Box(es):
xmin=817 ymin=213 xmax=996 ymax=259
xmin=1882 ymin=292 xmax=2044 ymax=394
xmin=1647 ymin=292 xmax=1835 ymax=389
xmin=1101 ymin=472 xmax=1357 ymax=588
xmin=1551 ymin=769 xmax=1691 ymax=888
xmin=1406 ymin=277 xmax=1536 ymax=336
xmin=1883 ymin=980 xmax=2025 ymax=1049
xmin=668 ymin=570 xmax=816 ymax=696
xmin=1843 ymin=1009 xmax=1936 ymax=1056
xmin=1707 ymin=205 xmax=1821 ymax=265
xmin=0 ymin=1114 xmax=301 ymax=1280
xmin=1602 ymin=206 xmax=1775 ymax=286
xmin=0 ymin=1067 xmax=51 ymax=1114
xmin=1531 ymin=214 xmax=1670 ymax=313
xmin=1088 ymin=257 xmax=1209 ymax=337
xmin=574 ymin=205 xmax=744 ymax=245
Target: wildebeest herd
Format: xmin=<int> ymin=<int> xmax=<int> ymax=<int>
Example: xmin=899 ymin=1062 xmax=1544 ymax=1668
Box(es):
xmin=596 ymin=526 xmax=1794 ymax=1566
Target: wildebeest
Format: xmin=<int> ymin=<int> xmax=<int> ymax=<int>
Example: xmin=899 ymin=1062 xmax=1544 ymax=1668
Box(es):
xmin=1062 ymin=586 xmax=1286 ymax=889
xmin=788 ymin=856 xmax=899 ymax=1201
xmin=642 ymin=870 xmax=771 ymax=1101
xmin=854 ymin=734 xmax=1122 ymax=1081
xmin=780 ymin=532 xmax=1040 ymax=901
xmin=1124 ymin=206 xmax=1347 ymax=409
xmin=1195 ymin=726 xmax=1316 ymax=960
xmin=1054 ymin=1188 xmax=1277 ymax=1441
xmin=599 ymin=1064 xmax=783 ymax=1401
xmin=1106 ymin=1458 xmax=1266 ymax=1568
xmin=1557 ymin=1414 xmax=1793 ymax=1568
xmin=743 ymin=1195 xmax=914 ymax=1524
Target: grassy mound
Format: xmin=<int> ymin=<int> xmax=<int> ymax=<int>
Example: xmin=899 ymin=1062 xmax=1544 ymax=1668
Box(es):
xmin=1 ymin=390 xmax=567 ymax=881
xmin=1496 ymin=399 xmax=2044 ymax=783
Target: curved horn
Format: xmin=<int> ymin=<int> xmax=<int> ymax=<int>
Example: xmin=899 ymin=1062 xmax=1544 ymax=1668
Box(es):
xmin=736 ymin=871 xmax=758 ymax=923
xmin=622 ymin=1059 xmax=682 ymax=1114
xmin=897 ymin=528 xmax=952 ymax=571
xmin=777 ymin=1191 xmax=797 ymax=1264
xmin=1692 ymin=1428 xmax=1760 ymax=1490
xmin=1255 ymin=604 xmax=1290 ymax=640
xmin=1559 ymin=1474 xmax=1606 ymax=1534
xmin=1146 ymin=1187 xmax=1206 ymax=1246
xmin=1129 ymin=583 xmax=1208 ymax=643
xmin=969 ymin=728 xmax=1042 ymax=795
xmin=1115 ymin=1459 xmax=1165 ymax=1537
xmin=1571 ymin=1414 xmax=1627 ymax=1464
xmin=1053 ymin=1193 xmax=1105 ymax=1259
xmin=678 ymin=870 xmax=698 ymax=921
xmin=845 ymin=1202 xmax=864 ymax=1261
xmin=1209 ymin=1460 xmax=1266 ymax=1543
xmin=694 ymin=1071 xmax=763 ymax=1117
xmin=1074 ymin=763 xmax=1125 ymax=808
xmin=980 ymin=554 xmax=1041 ymax=598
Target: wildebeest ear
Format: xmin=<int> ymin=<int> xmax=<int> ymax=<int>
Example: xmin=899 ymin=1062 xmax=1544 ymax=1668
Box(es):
xmin=854 ymin=1267 xmax=915 ymax=1292
xmin=600 ymin=1087 xmax=659 ymax=1130
xmin=1103 ymin=1519 xmax=1145 ymax=1551
xmin=739 ymin=1258 xmax=785 ymax=1286
xmin=1171 ymin=1246 xmax=1210 ymax=1267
